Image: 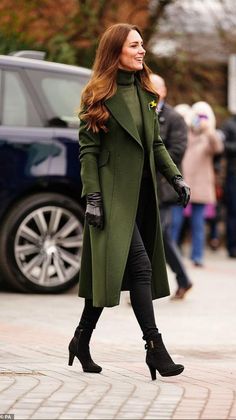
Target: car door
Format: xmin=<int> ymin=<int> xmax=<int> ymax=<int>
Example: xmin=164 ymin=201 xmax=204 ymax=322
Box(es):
xmin=0 ymin=65 xmax=88 ymax=293
xmin=24 ymin=68 xmax=89 ymax=187
xmin=0 ymin=67 xmax=55 ymax=217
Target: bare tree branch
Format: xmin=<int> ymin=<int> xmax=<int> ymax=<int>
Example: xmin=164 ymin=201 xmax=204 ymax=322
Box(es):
xmin=143 ymin=0 xmax=176 ymax=42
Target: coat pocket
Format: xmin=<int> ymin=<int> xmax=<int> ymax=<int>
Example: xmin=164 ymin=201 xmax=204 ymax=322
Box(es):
xmin=98 ymin=149 xmax=110 ymax=168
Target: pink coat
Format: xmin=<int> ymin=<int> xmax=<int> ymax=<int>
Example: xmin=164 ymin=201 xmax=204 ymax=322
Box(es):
xmin=182 ymin=129 xmax=223 ymax=204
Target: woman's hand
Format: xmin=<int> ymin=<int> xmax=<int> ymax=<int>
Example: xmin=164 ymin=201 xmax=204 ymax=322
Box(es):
xmin=85 ymin=192 xmax=104 ymax=229
xmin=172 ymin=175 xmax=191 ymax=208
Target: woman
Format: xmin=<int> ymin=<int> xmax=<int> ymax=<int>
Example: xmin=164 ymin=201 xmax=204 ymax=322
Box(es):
xmin=181 ymin=101 xmax=224 ymax=266
xmin=68 ymin=23 xmax=190 ymax=380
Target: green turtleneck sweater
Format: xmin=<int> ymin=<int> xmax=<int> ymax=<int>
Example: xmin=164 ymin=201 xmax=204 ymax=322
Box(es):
xmin=116 ymin=69 xmax=144 ymax=141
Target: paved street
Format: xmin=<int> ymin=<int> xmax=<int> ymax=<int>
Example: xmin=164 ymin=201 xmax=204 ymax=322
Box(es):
xmin=1 ymin=246 xmax=236 ymax=420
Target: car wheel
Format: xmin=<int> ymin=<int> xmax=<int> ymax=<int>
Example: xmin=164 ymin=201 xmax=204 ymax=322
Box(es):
xmin=0 ymin=193 xmax=84 ymax=293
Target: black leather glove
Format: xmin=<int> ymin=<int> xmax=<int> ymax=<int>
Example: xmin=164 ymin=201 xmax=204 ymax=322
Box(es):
xmin=172 ymin=175 xmax=191 ymax=208
xmin=85 ymin=192 xmax=104 ymax=229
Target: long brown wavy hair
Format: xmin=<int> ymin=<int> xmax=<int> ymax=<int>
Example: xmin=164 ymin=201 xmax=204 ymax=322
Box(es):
xmin=80 ymin=23 xmax=157 ymax=133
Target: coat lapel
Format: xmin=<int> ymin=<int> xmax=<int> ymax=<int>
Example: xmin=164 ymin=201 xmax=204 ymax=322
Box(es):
xmin=105 ymin=90 xmax=142 ymax=148
xmin=136 ymin=81 xmax=157 ymax=151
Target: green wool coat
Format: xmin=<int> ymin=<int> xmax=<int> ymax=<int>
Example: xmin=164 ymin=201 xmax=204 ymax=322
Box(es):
xmin=78 ymin=78 xmax=181 ymax=307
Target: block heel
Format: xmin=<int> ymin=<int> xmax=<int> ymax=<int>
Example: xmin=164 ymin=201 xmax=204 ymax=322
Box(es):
xmin=68 ymin=351 xmax=75 ymax=366
xmin=147 ymin=364 xmax=157 ymax=380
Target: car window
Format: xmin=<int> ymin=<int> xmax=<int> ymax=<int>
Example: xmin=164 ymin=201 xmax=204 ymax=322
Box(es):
xmin=26 ymin=69 xmax=89 ymax=128
xmin=2 ymin=71 xmax=42 ymax=127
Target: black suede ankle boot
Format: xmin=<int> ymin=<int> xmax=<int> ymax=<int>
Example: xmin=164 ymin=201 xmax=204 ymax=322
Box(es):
xmin=68 ymin=328 xmax=102 ymax=373
xmin=145 ymin=334 xmax=184 ymax=380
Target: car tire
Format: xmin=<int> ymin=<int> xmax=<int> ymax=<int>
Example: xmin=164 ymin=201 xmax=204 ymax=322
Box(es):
xmin=0 ymin=192 xmax=84 ymax=293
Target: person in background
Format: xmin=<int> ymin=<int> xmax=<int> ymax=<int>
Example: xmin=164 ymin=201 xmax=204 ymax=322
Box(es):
xmin=171 ymin=104 xmax=192 ymax=246
xmin=220 ymin=114 xmax=236 ymax=258
xmin=68 ymin=23 xmax=191 ymax=381
xmin=149 ymin=74 xmax=193 ymax=299
xmin=181 ymin=101 xmax=224 ymax=266
xmin=174 ymin=104 xmax=192 ymax=127
xmin=204 ymin=153 xmax=224 ymax=251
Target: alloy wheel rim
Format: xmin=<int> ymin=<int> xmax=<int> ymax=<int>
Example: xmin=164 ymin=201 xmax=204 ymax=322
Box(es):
xmin=14 ymin=206 xmax=83 ymax=287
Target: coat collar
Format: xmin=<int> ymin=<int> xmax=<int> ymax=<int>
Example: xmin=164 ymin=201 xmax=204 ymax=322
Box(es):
xmin=105 ymin=85 xmax=142 ymax=147
xmin=105 ymin=78 xmax=157 ymax=149
xmin=136 ymin=80 xmax=156 ymax=149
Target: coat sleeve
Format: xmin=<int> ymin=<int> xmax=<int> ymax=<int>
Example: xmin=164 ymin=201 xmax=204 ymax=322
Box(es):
xmin=165 ymin=112 xmax=188 ymax=165
xmin=153 ymin=118 xmax=182 ymax=184
xmin=206 ymin=130 xmax=224 ymax=155
xmin=78 ymin=119 xmax=101 ymax=197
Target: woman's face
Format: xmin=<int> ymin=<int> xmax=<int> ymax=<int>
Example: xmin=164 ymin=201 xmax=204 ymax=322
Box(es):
xmin=119 ymin=30 xmax=146 ymax=71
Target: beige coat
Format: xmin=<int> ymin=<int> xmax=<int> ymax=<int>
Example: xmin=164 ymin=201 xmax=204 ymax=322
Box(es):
xmin=182 ymin=128 xmax=223 ymax=204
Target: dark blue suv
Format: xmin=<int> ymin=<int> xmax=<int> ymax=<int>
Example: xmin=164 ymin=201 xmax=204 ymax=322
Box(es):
xmin=0 ymin=52 xmax=91 ymax=293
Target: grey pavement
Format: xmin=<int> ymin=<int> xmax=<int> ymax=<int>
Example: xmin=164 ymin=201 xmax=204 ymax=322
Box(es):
xmin=0 ymin=246 xmax=236 ymax=419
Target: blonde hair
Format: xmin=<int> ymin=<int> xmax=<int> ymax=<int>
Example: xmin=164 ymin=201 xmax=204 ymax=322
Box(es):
xmin=191 ymin=101 xmax=216 ymax=130
xmin=80 ymin=23 xmax=157 ymax=133
xmin=174 ymin=104 xmax=192 ymax=126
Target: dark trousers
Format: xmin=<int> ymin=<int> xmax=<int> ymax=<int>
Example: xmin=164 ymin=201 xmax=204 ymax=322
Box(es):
xmin=160 ymin=205 xmax=191 ymax=289
xmin=76 ymin=177 xmax=159 ymax=341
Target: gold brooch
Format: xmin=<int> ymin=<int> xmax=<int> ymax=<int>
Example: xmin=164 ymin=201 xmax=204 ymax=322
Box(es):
xmin=148 ymin=100 xmax=157 ymax=110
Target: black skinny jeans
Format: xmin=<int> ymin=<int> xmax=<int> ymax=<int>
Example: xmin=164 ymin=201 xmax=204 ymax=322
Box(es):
xmin=76 ymin=177 xmax=159 ymax=341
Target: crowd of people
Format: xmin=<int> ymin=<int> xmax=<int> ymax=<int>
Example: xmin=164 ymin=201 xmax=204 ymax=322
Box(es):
xmin=167 ymin=98 xmax=235 ymax=263
xmin=147 ymin=73 xmax=235 ymax=300
xmin=170 ymin=100 xmax=224 ymax=267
